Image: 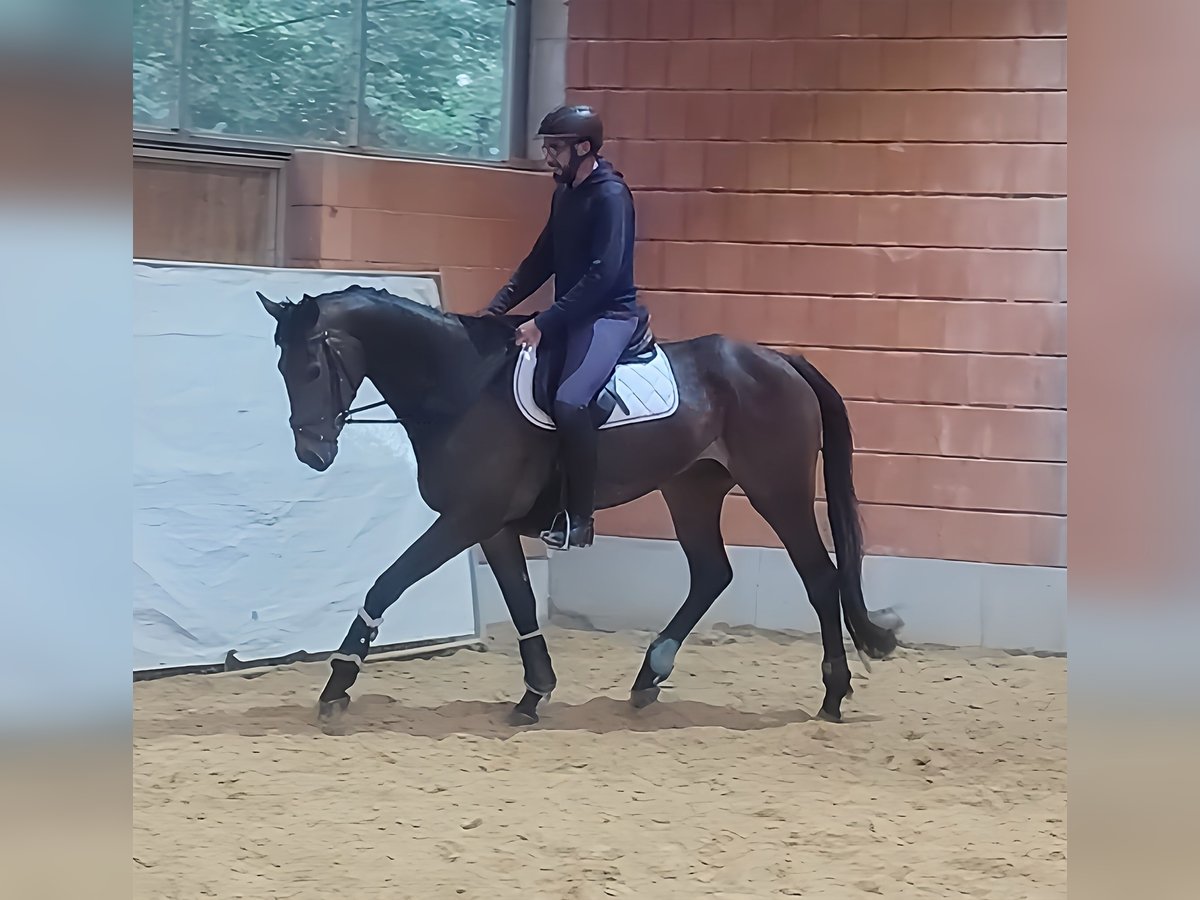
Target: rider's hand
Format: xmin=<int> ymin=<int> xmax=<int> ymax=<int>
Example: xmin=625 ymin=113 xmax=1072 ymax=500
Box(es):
xmin=515 ymin=320 xmax=542 ymax=349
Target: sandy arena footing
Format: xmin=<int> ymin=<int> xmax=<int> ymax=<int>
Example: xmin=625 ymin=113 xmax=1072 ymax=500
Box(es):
xmin=134 ymin=624 xmax=1066 ymax=899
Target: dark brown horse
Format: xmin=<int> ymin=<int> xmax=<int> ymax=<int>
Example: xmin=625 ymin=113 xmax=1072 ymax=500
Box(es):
xmin=257 ymin=285 xmax=898 ymax=726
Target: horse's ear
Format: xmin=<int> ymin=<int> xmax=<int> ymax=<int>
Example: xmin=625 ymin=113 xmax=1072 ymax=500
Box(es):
xmin=257 ymin=291 xmax=285 ymax=321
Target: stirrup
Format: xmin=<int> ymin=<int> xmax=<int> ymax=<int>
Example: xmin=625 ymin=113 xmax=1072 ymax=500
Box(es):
xmin=539 ymin=511 xmax=568 ymax=550
xmin=540 ymin=512 xmax=594 ymax=550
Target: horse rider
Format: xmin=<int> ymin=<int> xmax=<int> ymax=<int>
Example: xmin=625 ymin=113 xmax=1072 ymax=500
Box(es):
xmin=482 ymin=104 xmax=648 ymax=550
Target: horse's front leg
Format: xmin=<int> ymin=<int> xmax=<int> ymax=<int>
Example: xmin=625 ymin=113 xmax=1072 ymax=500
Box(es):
xmin=480 ymin=527 xmax=556 ymax=725
xmin=318 ymin=513 xmax=490 ymax=720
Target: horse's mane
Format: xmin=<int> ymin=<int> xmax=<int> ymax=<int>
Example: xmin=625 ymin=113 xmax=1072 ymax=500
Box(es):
xmin=312 ymin=283 xmax=447 ymax=320
xmin=317 ymin=284 xmax=397 ymax=304
xmin=312 ymin=282 xmax=528 ymax=358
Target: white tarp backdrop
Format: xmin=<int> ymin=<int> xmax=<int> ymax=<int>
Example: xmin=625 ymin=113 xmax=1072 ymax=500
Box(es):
xmin=133 ymin=261 xmax=479 ymax=672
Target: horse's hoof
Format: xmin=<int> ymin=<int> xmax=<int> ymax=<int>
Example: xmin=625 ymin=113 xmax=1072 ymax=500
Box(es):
xmin=508 ymin=689 xmax=547 ymax=727
xmin=629 ymin=686 xmax=661 ymax=709
xmin=817 ymin=707 xmax=843 ymax=724
xmin=318 ymin=695 xmax=350 ymax=722
xmin=508 ymin=707 xmax=540 ymax=727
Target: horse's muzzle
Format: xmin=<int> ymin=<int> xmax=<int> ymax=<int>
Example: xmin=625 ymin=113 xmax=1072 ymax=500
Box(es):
xmin=295 ymin=433 xmax=338 ymax=472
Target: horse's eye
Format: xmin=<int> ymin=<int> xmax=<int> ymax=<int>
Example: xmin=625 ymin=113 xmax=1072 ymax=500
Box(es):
xmin=304 ymin=363 xmax=321 ymax=382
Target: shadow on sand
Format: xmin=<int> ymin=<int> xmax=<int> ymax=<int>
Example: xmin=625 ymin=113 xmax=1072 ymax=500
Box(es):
xmin=137 ymin=693 xmax=881 ymax=741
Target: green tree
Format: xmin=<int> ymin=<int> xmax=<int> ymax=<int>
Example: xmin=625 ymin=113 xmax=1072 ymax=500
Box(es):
xmin=134 ymin=0 xmax=184 ymax=127
xmin=361 ymin=0 xmax=508 ymax=158
xmin=133 ymin=0 xmax=510 ymax=160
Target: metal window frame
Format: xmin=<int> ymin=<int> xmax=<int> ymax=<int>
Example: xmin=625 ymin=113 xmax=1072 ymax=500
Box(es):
xmin=135 ymin=0 xmax=537 ymax=169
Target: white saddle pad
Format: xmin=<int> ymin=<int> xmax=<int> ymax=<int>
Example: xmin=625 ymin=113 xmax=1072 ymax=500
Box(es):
xmin=513 ymin=343 xmax=680 ymax=431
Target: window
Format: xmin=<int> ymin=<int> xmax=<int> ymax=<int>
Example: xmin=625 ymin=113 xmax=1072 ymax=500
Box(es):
xmin=133 ymin=0 xmax=525 ymax=162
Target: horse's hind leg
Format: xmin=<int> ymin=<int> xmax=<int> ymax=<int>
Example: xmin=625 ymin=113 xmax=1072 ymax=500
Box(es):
xmin=630 ymin=461 xmax=735 ymax=707
xmin=741 ymin=491 xmax=853 ymax=722
xmin=479 ymin=526 xmax=557 ymax=726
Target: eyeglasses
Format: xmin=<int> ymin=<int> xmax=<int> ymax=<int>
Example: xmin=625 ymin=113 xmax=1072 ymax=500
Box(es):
xmin=541 ymin=140 xmax=574 ymax=158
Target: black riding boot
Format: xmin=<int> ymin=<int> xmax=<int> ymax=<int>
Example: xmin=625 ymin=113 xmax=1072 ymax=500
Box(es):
xmin=541 ymin=402 xmax=597 ymax=550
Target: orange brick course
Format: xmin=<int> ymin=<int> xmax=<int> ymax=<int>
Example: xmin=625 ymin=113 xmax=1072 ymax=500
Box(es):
xmin=283 ymin=0 xmax=1066 ymax=567
xmin=569 ymin=0 xmax=1066 ymax=566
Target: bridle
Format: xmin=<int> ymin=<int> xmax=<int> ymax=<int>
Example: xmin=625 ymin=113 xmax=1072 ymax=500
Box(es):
xmin=323 ymin=332 xmax=402 ymax=425
xmin=290 ymin=331 xmax=399 ymax=439
xmin=291 ymin=321 xmax=518 ymax=434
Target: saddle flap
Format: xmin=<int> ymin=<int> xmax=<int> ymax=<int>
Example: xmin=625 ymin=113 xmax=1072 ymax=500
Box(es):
xmin=530 ymin=341 xmax=563 ymax=418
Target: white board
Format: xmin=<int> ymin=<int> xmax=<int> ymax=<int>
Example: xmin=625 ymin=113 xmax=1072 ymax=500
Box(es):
xmin=133 ymin=260 xmax=479 ymax=672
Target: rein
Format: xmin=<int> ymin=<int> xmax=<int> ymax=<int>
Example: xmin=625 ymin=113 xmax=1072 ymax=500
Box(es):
xmin=340 ymin=400 xmax=398 ymax=425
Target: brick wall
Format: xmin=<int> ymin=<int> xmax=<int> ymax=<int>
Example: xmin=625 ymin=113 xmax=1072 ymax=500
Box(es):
xmin=284 ymin=151 xmax=556 ymax=314
xmin=568 ymin=0 xmax=1067 ymax=567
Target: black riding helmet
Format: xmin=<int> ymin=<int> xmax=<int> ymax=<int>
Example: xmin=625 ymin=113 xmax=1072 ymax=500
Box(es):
xmin=537 ymin=105 xmax=604 ymax=184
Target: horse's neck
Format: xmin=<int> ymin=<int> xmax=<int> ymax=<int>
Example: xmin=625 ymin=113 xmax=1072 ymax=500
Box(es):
xmin=353 ymin=302 xmax=501 ymax=424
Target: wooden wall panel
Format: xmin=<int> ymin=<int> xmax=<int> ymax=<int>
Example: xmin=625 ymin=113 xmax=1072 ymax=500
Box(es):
xmin=134 ymin=155 xmax=281 ymax=266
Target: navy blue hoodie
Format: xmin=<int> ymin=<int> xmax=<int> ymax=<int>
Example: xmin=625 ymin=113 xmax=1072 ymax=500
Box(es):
xmin=486 ymin=157 xmax=646 ymax=333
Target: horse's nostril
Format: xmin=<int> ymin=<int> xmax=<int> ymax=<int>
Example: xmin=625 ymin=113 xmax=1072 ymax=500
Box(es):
xmin=297 ymin=447 xmax=331 ymax=471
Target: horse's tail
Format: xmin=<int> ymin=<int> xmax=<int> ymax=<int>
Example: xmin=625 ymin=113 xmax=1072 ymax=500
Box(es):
xmin=782 ymin=352 xmax=898 ymax=662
